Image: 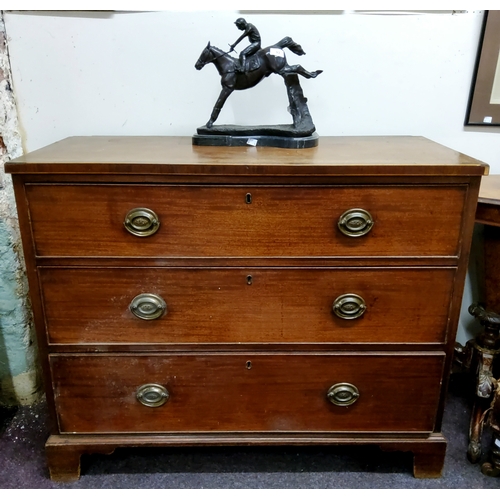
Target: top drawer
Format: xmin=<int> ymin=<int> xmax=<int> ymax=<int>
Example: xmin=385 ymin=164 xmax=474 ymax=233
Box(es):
xmin=25 ymin=184 xmax=466 ymax=258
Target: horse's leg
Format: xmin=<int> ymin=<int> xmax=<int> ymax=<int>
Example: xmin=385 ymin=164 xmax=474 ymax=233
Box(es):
xmin=207 ymin=86 xmax=233 ymax=128
xmin=281 ymin=64 xmax=323 ymax=79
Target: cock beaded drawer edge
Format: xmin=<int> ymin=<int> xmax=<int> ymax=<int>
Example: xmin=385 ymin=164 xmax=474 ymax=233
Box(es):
xmin=5 ymin=136 xmax=487 ymax=481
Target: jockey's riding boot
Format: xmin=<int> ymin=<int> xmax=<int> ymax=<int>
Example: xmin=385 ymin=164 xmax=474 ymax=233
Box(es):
xmin=236 ymin=55 xmax=246 ymax=73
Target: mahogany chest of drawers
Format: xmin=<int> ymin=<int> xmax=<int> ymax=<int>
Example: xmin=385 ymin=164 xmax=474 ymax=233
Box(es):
xmin=6 ymin=136 xmax=486 ymax=481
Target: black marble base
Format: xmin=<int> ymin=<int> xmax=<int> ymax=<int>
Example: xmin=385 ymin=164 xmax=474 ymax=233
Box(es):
xmin=196 ymin=124 xmax=316 ymax=138
xmin=193 ymin=130 xmax=319 ymax=149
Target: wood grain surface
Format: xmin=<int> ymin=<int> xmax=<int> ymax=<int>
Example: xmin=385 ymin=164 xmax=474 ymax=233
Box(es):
xmin=50 ymin=352 xmax=445 ymax=434
xmin=40 ymin=266 xmax=455 ymax=345
xmin=26 ymin=184 xmax=466 ymax=258
xmin=6 ymin=136 xmax=487 ymax=176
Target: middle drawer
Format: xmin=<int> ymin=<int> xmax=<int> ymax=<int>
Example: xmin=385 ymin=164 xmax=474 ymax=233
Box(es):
xmin=39 ymin=267 xmax=455 ymax=345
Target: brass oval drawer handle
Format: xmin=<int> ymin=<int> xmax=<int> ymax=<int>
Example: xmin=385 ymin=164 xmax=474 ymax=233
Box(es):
xmin=130 ymin=293 xmax=167 ymax=320
xmin=124 ymin=207 xmax=160 ymax=237
xmin=338 ymin=208 xmax=374 ymax=237
xmin=327 ymin=383 xmax=360 ymax=407
xmin=136 ymin=384 xmax=169 ymax=407
xmin=332 ymin=293 xmax=366 ymax=320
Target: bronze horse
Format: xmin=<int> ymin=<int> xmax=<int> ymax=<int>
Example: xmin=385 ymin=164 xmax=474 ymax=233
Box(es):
xmin=195 ymin=38 xmax=322 ymax=128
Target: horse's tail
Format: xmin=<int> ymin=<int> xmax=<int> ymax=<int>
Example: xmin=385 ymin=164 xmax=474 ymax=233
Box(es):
xmin=275 ymin=36 xmax=306 ymax=56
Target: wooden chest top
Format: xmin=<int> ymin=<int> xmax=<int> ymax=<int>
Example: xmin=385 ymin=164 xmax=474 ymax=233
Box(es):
xmin=5 ymin=136 xmax=487 ymax=177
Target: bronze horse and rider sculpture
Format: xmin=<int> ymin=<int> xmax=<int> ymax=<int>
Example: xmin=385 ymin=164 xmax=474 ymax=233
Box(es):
xmin=194 ymin=18 xmax=322 ymax=147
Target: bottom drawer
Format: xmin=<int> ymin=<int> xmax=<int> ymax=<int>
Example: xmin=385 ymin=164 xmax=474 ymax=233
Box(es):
xmin=50 ymin=353 xmax=445 ymax=434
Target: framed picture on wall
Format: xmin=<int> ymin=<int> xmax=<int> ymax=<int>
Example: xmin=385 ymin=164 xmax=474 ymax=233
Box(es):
xmin=465 ymin=10 xmax=500 ymax=126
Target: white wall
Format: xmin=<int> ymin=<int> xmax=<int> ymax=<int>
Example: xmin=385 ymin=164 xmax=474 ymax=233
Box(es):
xmin=4 ymin=9 xmax=499 ymax=167
xmin=4 ymin=9 xmax=499 ymax=343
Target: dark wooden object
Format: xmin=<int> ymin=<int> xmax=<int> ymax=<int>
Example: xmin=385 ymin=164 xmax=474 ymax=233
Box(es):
xmin=459 ymin=175 xmax=500 ymax=475
xmin=5 ymin=136 xmax=486 ymax=481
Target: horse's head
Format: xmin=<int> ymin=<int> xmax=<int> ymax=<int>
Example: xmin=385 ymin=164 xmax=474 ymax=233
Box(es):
xmin=195 ymin=42 xmax=212 ymax=70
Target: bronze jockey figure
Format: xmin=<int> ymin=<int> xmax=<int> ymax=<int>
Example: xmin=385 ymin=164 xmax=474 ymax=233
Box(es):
xmin=230 ymin=18 xmax=261 ymax=72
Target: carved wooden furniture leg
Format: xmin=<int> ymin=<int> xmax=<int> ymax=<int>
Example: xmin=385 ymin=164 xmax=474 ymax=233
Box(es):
xmin=466 ymin=304 xmax=500 ymax=466
xmin=481 ymin=432 xmax=500 ymax=476
xmin=468 ymin=394 xmax=490 ymax=463
xmin=481 ymin=383 xmax=500 ymax=476
xmin=46 ymin=436 xmax=116 ymax=482
xmin=380 ymin=435 xmax=447 ymax=478
xmin=412 ymin=442 xmax=447 ymax=478
xmin=46 ymin=440 xmax=83 ymax=482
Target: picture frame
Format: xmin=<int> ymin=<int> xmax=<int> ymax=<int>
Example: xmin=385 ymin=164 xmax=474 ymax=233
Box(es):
xmin=465 ymin=10 xmax=500 ymax=126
